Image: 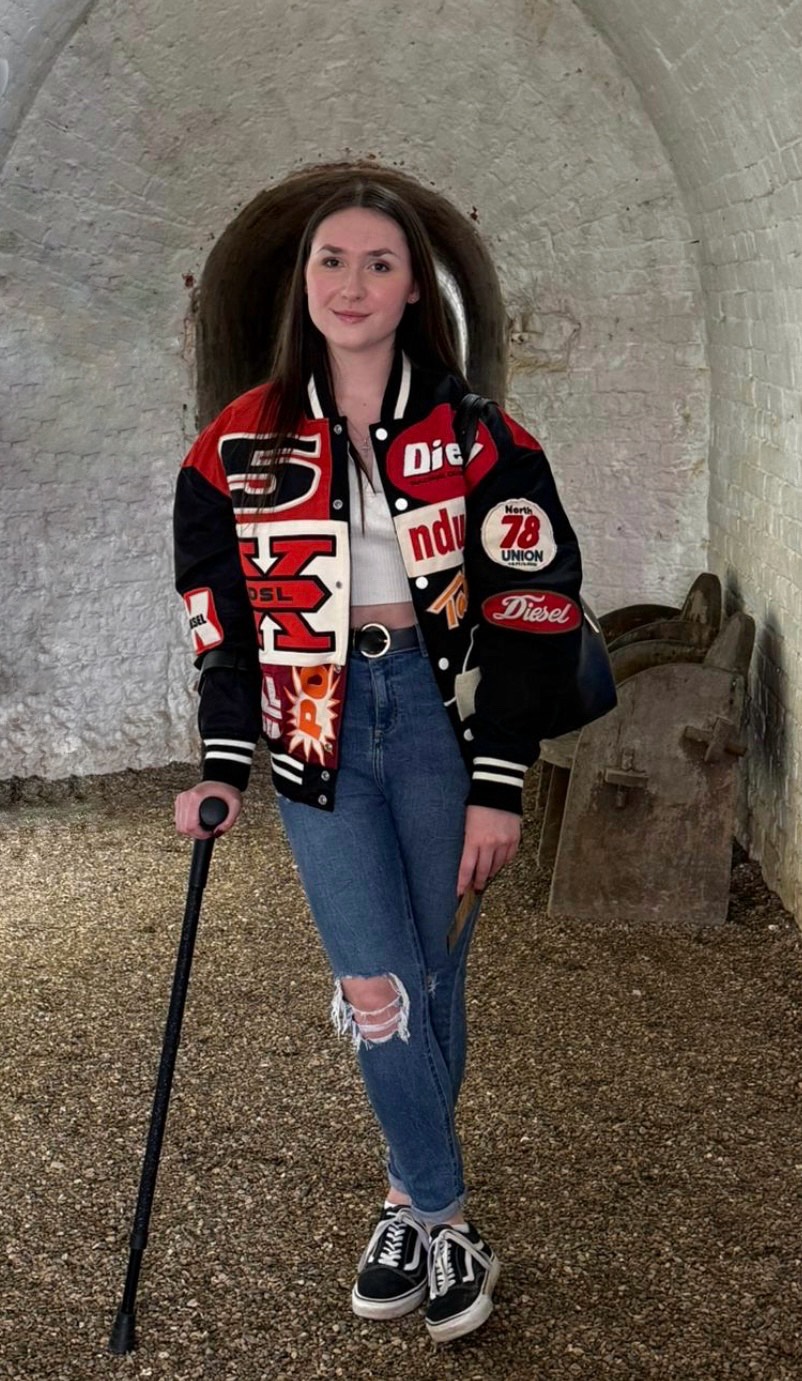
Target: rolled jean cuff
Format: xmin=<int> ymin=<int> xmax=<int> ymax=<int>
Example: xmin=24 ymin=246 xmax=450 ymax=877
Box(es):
xmin=387 ymin=1170 xmax=469 ymax=1226
xmin=410 ymin=1193 xmax=468 ymax=1228
xmin=387 ymin=1167 xmax=408 ymax=1197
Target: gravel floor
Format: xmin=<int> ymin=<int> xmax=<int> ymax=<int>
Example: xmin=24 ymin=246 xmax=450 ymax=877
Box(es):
xmin=1 ymin=760 xmax=801 ymax=1381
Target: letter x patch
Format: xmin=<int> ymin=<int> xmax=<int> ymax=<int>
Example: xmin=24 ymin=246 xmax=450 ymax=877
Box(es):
xmin=239 ymin=520 xmax=349 ymax=665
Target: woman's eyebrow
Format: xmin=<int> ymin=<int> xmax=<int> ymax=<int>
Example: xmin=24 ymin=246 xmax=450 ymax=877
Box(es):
xmin=315 ymin=244 xmax=400 ymax=257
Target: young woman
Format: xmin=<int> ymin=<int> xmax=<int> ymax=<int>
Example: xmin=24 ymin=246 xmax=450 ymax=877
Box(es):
xmin=174 ymin=180 xmax=583 ymax=1342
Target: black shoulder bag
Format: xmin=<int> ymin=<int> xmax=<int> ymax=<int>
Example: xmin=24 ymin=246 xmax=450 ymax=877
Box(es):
xmin=454 ymin=393 xmax=617 ymax=739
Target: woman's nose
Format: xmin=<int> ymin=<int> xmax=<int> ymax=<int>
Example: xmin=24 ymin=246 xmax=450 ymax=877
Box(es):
xmin=341 ymin=269 xmax=365 ymax=300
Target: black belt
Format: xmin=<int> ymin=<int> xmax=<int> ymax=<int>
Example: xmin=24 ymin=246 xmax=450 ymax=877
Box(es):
xmin=350 ymin=623 xmax=419 ymax=658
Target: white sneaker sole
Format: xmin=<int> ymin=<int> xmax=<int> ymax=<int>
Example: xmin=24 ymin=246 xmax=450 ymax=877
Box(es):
xmin=351 ymin=1280 xmax=428 ymax=1320
xmin=425 ymin=1256 xmax=501 ymax=1343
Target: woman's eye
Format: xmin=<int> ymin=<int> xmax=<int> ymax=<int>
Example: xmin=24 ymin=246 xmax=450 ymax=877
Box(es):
xmin=370 ymin=261 xmax=391 ymax=273
xmin=321 ymin=257 xmax=341 ymax=268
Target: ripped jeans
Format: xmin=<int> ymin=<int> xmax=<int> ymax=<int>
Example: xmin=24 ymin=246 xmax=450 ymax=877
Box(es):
xmin=277 ymin=638 xmax=480 ymax=1222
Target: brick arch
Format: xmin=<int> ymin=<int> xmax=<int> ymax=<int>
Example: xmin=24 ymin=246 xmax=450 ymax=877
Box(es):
xmin=196 ymin=163 xmax=507 ymax=428
xmin=0 ymin=0 xmax=96 ymax=171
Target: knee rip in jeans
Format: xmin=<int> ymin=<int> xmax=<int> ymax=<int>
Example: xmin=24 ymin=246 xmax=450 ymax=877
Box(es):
xmin=332 ymin=974 xmax=410 ymax=1050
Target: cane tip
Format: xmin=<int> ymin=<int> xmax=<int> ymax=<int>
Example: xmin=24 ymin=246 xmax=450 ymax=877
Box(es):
xmin=108 ymin=1308 xmax=137 ymax=1354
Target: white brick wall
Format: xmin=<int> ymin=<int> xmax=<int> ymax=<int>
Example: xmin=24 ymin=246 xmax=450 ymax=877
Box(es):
xmin=0 ymin=0 xmax=94 ymax=168
xmin=577 ymin=0 xmax=802 ymax=914
xmin=0 ymin=0 xmax=708 ymax=784
xmin=6 ymin=2 xmax=799 ymax=915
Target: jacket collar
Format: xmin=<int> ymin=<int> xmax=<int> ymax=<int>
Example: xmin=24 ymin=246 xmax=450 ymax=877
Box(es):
xmin=307 ymin=349 xmax=413 ymax=424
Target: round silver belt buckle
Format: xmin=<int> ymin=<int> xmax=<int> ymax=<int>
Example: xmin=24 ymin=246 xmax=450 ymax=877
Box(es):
xmin=357 ymin=622 xmax=392 ymax=658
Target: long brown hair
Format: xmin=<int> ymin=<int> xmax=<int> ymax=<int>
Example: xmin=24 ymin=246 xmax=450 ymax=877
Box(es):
xmin=248 ymin=179 xmax=466 ymax=500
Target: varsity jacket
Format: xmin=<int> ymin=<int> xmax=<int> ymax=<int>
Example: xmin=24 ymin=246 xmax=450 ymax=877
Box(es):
xmin=174 ymin=350 xmax=583 ymax=816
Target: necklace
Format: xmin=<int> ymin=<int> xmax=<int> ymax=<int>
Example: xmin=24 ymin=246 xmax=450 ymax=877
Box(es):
xmin=347 ymin=420 xmax=374 ymax=459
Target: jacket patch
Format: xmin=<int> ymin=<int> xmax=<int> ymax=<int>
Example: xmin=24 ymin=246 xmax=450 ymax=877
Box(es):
xmin=481 ymin=498 xmax=556 ymax=570
xmin=427 ymin=570 xmax=468 ymax=629
xmin=395 ymin=497 xmax=466 ymax=576
xmin=386 ymin=404 xmax=465 ymax=502
xmin=261 ymin=663 xmax=342 ymax=764
xmin=224 ymin=434 xmax=325 ymax=515
xmin=261 ymin=672 xmax=283 ymax=740
xmin=183 ymin=588 xmax=224 ymax=653
xmin=239 ymin=520 xmax=349 ymax=665
xmin=482 ymin=590 xmax=582 ymax=633
xmin=286 ymin=664 xmax=342 ymax=764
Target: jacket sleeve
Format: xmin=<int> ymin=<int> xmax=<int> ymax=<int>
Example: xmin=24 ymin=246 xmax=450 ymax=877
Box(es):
xmin=462 ymin=404 xmax=583 ymax=815
xmin=173 ymin=418 xmax=262 ymax=791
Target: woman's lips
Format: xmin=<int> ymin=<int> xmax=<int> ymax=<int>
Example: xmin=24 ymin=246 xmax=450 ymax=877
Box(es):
xmin=334 ymin=311 xmax=369 ymax=322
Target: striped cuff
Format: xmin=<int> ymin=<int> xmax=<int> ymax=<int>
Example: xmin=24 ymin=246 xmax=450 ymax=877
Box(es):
xmin=201 ymin=737 xmax=257 ymax=792
xmin=268 ymin=751 xmax=304 ymax=790
xmin=466 ymin=755 xmax=528 ymax=816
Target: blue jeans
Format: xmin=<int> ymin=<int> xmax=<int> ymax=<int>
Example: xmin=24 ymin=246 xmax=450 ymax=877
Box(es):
xmin=277 ymin=638 xmax=480 ymax=1221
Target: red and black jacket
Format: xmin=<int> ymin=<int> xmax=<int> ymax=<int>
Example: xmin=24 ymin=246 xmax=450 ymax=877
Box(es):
xmin=174 ymin=351 xmax=583 ymax=815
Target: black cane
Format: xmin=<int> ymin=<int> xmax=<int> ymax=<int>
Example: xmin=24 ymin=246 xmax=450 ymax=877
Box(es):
xmin=108 ymin=794 xmax=229 ymax=1354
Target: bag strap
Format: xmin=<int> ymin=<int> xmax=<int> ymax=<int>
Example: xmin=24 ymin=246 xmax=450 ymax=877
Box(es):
xmin=453 ymin=391 xmax=490 ymax=463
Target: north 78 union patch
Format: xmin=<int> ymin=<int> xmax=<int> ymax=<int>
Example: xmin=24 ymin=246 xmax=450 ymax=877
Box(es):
xmin=480 ymin=498 xmax=556 ymax=571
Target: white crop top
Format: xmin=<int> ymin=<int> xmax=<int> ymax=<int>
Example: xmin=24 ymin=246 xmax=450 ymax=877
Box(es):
xmin=349 ymin=452 xmax=412 ymax=606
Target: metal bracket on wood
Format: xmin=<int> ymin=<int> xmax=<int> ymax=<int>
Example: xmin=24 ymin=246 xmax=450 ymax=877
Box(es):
xmin=683 ymin=716 xmax=746 ymax=764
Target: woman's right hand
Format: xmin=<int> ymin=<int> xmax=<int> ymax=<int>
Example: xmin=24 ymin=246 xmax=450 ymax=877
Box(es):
xmin=175 ymin=781 xmax=243 ymax=839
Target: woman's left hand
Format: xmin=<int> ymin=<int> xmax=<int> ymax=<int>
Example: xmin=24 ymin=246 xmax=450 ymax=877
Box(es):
xmin=458 ymin=805 xmax=522 ymax=896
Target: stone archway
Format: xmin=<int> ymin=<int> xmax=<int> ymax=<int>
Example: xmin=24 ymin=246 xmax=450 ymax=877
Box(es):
xmin=195 ymin=162 xmax=507 ymax=428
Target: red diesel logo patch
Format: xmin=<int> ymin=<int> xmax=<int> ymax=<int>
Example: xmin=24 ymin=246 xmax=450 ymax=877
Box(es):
xmin=481 ymin=590 xmax=582 ymax=633
xmin=386 ymin=404 xmax=466 ymax=503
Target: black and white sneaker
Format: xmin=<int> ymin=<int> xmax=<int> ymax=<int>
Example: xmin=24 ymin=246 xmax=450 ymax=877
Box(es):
xmin=351 ymin=1205 xmax=430 ymax=1319
xmin=425 ymin=1222 xmax=501 ymax=1342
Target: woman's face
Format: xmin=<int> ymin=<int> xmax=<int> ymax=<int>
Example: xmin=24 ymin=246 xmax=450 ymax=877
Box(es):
xmin=305 ymin=207 xmax=419 ymax=360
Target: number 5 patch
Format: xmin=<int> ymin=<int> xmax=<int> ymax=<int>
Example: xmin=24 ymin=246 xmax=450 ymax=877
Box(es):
xmin=480 ymin=498 xmax=556 ymax=571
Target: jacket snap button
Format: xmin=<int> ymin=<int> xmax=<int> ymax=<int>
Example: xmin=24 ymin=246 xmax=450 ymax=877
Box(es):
xmin=321 ymin=771 xmax=330 ymax=781
xmin=375 ymin=427 xmax=388 ymax=441
xmin=333 ymin=498 xmax=343 ymax=510
xmin=333 ymin=423 xmax=343 ymax=434
xmin=318 ymin=794 xmax=328 ymax=805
